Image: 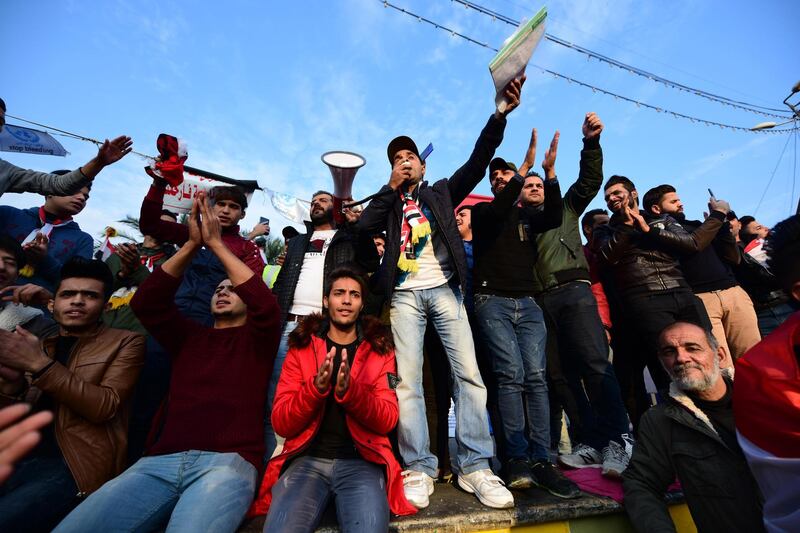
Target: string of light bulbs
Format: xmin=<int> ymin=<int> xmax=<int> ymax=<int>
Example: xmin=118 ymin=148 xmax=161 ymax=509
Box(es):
xmin=380 ymin=0 xmax=799 ymax=134
xmin=450 ymin=0 xmax=793 ymax=119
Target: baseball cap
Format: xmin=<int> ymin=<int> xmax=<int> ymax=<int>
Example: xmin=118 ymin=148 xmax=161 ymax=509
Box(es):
xmin=387 ymin=136 xmax=420 ymax=165
xmin=489 ymin=157 xmax=518 ymax=175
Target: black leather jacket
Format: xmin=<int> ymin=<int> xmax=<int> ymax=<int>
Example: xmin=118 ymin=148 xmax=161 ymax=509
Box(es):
xmin=592 ymin=210 xmax=725 ymax=296
xmin=360 ymin=114 xmax=507 ymax=299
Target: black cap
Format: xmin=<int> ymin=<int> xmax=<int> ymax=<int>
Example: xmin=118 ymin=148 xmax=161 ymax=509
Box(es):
xmin=387 ymin=136 xmax=420 ymax=165
xmin=282 ymin=226 xmax=300 ymax=241
xmin=726 ymin=210 xmax=738 ymax=221
xmin=489 ymin=157 xmax=518 ymax=174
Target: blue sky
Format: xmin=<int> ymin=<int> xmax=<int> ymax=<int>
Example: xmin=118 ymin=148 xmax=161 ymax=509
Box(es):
xmin=2 ymin=0 xmax=798 ymax=244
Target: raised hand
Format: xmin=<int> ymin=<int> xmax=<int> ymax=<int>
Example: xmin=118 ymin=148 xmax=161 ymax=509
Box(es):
xmin=97 ymin=136 xmax=133 ymax=166
xmin=389 ymin=159 xmax=412 ymax=191
xmin=247 ymin=222 xmax=270 ymax=240
xmin=187 ymin=197 xmax=203 ymax=247
xmin=497 ymin=75 xmax=527 ymax=117
xmin=708 ymin=197 xmax=730 ymax=215
xmin=198 ymin=193 xmax=223 ymax=247
xmin=541 ymin=131 xmax=560 ymax=180
xmin=582 ymin=112 xmax=603 ymax=140
xmin=315 ymin=346 xmax=336 ymax=393
xmin=517 ymin=128 xmax=538 ymax=176
xmin=334 ymin=349 xmax=351 ymax=398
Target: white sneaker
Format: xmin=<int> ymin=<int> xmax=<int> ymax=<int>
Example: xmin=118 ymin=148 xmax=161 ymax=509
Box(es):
xmin=558 ymin=443 xmax=602 ymax=469
xmin=601 ymin=434 xmax=634 ymax=478
xmin=457 ymin=469 xmax=514 ymax=509
xmin=402 ymin=470 xmax=435 ymax=509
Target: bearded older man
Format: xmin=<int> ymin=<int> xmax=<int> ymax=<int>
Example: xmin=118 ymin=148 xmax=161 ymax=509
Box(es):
xmin=622 ymin=321 xmax=764 ymax=533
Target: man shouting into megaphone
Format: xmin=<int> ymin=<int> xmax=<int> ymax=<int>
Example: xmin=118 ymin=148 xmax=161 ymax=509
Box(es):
xmin=359 ymin=76 xmax=526 ymax=510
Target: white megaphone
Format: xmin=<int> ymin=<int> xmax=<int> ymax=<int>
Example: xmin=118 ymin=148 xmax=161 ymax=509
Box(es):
xmin=321 ymin=151 xmax=366 ymax=224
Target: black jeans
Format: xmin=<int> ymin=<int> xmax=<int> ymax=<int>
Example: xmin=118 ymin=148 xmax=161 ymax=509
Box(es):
xmin=0 ymin=454 xmax=80 ymax=533
xmin=538 ymin=282 xmax=630 ymax=450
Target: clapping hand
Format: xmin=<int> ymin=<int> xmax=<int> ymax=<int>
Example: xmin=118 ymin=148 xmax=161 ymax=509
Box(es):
xmin=334 ymin=349 xmax=351 ymax=398
xmin=541 ymin=131 xmax=560 ymax=180
xmin=115 ymin=243 xmax=140 ymax=278
xmin=517 ymin=128 xmax=537 ymax=176
xmin=315 ymin=346 xmax=336 ymax=393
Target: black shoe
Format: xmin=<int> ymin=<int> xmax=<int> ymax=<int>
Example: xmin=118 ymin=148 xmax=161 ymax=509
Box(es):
xmin=531 ymin=461 xmax=581 ymax=499
xmin=503 ymin=458 xmax=535 ymax=490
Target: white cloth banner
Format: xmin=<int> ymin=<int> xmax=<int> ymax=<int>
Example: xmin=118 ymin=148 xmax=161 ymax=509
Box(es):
xmin=0 ymin=124 xmax=68 ymax=157
xmin=489 ymin=6 xmax=547 ymax=111
xmin=163 ymin=174 xmax=255 ymax=214
xmin=269 ymin=190 xmax=310 ymax=224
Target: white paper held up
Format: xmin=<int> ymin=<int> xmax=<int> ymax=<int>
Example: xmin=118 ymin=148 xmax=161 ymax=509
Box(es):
xmin=489 ymin=6 xmax=547 ymax=113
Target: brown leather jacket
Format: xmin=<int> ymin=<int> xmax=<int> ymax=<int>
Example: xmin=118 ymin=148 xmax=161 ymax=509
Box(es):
xmin=1 ymin=324 xmax=145 ymax=495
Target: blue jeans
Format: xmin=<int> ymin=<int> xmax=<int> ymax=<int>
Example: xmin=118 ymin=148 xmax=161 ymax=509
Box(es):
xmin=264 ymin=320 xmax=299 ymax=461
xmin=263 ymin=456 xmax=389 ymax=533
xmin=390 ymin=282 xmax=493 ymax=477
xmin=756 ymin=303 xmax=797 ymax=337
xmin=0 ymin=455 xmax=79 ymax=533
xmin=474 ymin=294 xmax=550 ymax=462
xmin=54 ymin=451 xmax=257 ymax=533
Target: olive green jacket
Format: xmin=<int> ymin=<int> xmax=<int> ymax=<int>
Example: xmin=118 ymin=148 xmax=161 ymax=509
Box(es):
xmin=532 ymin=137 xmax=603 ymax=294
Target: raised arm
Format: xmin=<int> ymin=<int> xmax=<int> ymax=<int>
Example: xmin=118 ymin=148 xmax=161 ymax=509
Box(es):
xmin=1 ymin=136 xmax=132 ymax=197
xmin=198 ymin=193 xmax=280 ymax=333
xmin=130 ymin=205 xmax=202 ymax=354
xmin=446 ymin=77 xmax=526 ymax=205
xmin=564 ymin=113 xmax=604 ymax=216
xmin=139 ymin=180 xmax=189 ymax=245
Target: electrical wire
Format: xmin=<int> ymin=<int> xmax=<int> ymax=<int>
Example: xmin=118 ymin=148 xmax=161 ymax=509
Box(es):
xmin=450 ymin=0 xmax=793 ymax=119
xmin=754 ymin=129 xmax=793 ymax=215
xmin=5 ymin=114 xmax=155 ymax=161
xmin=380 ymin=0 xmax=799 ymax=134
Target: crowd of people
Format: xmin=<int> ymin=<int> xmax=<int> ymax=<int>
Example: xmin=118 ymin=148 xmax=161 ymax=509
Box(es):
xmin=0 ymin=80 xmax=797 ymax=533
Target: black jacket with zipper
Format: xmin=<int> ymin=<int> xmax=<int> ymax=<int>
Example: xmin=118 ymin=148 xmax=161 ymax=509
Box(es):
xmin=360 ymin=114 xmax=507 ymax=299
xmin=591 ymin=210 xmax=725 ymax=297
xmin=622 ymin=378 xmax=764 ymax=533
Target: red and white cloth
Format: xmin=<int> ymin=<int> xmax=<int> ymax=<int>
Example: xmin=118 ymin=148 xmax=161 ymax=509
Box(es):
xmin=734 ymin=311 xmax=800 ymax=532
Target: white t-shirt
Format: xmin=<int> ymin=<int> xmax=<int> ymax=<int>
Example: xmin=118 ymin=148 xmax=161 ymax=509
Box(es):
xmin=396 ymin=228 xmax=453 ymax=291
xmin=289 ymin=229 xmax=337 ymax=316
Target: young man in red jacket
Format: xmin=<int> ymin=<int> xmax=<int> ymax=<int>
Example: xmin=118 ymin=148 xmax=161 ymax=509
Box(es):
xmin=254 ymin=266 xmax=417 ymax=532
xmin=54 ymin=194 xmax=281 ymax=533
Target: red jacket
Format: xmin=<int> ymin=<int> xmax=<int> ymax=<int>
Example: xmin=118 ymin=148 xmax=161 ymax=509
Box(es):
xmin=583 ymin=245 xmax=613 ymax=330
xmin=250 ymin=314 xmax=417 ymax=517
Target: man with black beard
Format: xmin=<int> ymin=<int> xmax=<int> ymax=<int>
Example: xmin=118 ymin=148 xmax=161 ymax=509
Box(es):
xmin=265 ymin=190 xmax=379 ymax=459
xmin=642 ymin=185 xmax=760 ymax=367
